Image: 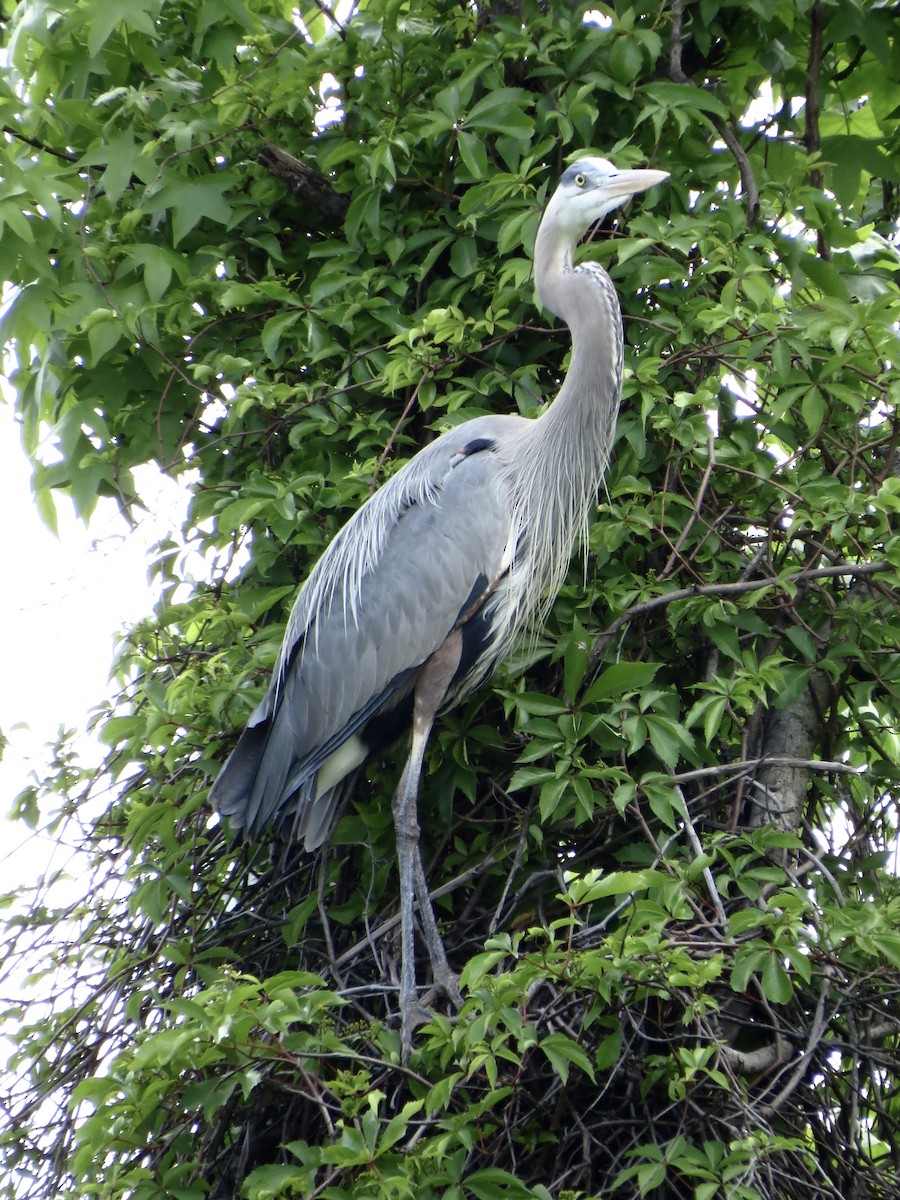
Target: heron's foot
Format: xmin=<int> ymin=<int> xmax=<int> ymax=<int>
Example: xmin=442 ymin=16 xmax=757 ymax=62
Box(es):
xmin=399 ymin=971 xmax=462 ymax=1062
xmin=420 ymin=965 xmax=461 ymax=1011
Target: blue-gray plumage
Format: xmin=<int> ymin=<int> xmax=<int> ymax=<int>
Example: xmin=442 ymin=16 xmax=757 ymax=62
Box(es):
xmin=211 ymin=156 xmax=668 ymax=1055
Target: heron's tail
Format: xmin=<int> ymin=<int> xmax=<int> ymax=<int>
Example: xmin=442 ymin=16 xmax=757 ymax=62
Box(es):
xmin=210 ymin=716 xmax=278 ymax=839
xmin=210 ymin=710 xmax=353 ymax=850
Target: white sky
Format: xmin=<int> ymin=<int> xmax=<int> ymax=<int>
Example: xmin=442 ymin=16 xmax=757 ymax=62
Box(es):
xmin=0 ymin=397 xmax=184 ymax=888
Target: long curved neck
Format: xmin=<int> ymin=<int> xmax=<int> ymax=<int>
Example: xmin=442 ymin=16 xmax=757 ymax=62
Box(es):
xmin=497 ymin=215 xmax=625 ymax=630
xmin=536 ymin=263 xmax=623 ymax=456
xmin=531 ymin=212 xmax=623 ymax=484
xmin=534 ymin=212 xmax=624 ymax=396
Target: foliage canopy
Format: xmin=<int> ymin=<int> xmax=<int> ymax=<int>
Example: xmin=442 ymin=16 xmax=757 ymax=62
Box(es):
xmin=2 ymin=0 xmax=900 ymax=1197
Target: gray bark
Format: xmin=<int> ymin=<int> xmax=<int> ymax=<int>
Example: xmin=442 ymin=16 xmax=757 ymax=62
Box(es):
xmin=749 ymin=669 xmax=831 ymax=834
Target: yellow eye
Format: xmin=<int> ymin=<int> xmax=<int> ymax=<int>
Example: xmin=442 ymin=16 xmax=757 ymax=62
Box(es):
xmin=574 ymin=173 xmax=586 ymax=187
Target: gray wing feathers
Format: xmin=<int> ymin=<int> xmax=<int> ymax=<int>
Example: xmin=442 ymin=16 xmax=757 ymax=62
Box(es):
xmin=212 ymin=419 xmax=516 ymax=843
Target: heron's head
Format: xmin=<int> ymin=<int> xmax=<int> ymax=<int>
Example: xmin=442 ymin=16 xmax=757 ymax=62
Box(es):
xmin=548 ymin=156 xmax=669 ymax=239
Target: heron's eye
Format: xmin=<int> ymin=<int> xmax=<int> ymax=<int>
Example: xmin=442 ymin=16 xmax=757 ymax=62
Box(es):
xmin=574 ymin=173 xmax=586 ymax=187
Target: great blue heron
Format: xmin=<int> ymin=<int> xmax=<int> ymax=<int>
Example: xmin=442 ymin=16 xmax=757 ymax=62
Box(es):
xmin=212 ymin=156 xmax=668 ymax=1054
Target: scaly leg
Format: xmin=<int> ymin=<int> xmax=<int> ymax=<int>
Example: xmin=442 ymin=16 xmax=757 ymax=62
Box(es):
xmin=413 ymin=848 xmax=461 ymax=1006
xmin=392 ymin=629 xmax=462 ymax=1060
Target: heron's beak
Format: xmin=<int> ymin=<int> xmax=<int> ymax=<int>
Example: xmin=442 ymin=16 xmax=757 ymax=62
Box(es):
xmin=601 ymin=168 xmax=669 ymax=202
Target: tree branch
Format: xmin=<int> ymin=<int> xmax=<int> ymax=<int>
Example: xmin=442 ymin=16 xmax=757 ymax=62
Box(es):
xmin=670 ymin=757 xmax=861 ymax=787
xmin=2 ymin=125 xmax=77 ymax=162
xmin=804 ymin=0 xmax=826 ymax=187
xmin=586 ymin=561 xmax=892 ymax=675
xmin=257 ymin=144 xmax=349 ymax=224
xmin=804 ymin=0 xmax=829 ymax=259
xmin=668 ymin=0 xmax=759 ymax=224
xmin=720 ymin=1040 xmax=788 ymax=1075
xmin=757 ymin=968 xmax=831 ymax=1115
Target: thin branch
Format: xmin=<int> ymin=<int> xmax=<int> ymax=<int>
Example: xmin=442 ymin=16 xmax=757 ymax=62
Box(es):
xmin=660 ymin=432 xmax=716 ymax=578
xmin=369 ymin=371 xmax=433 ymax=492
xmin=586 ymin=560 xmax=892 ymax=675
xmin=668 ymin=0 xmax=759 ymax=224
xmin=333 ymin=854 xmax=496 ymax=970
xmin=676 ymin=785 xmax=728 ymax=925
xmin=2 ymin=125 xmax=78 ymax=162
xmin=758 ymin=969 xmax=831 ymax=1115
xmin=309 ymin=0 xmax=348 ymax=39
xmin=670 ymin=757 xmax=862 ymax=787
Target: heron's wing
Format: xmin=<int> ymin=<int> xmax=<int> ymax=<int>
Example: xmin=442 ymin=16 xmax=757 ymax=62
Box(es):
xmin=211 ymin=426 xmax=516 ymax=844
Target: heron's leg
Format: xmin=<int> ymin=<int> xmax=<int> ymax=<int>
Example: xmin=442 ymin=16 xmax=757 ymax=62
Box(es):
xmin=412 ymin=842 xmax=460 ymax=1003
xmin=392 ymin=629 xmax=462 ymax=1059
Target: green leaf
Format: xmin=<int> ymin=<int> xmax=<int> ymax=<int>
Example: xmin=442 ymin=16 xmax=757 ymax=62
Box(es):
xmin=86 ymin=0 xmax=126 ymax=56
xmin=566 ymin=869 xmax=669 ymax=905
xmin=538 ymin=776 xmax=569 ymax=823
xmin=801 ymin=387 xmax=825 ymax=435
xmin=11 ymin=785 xmax=40 ymax=829
xmin=610 ymin=36 xmax=643 ymax=85
xmin=456 ymin=130 xmax=489 ymax=180
xmin=464 ymin=1166 xmax=535 ymax=1199
xmin=33 ymin=485 xmax=59 ymax=535
xmin=261 ymin=311 xmax=301 ymax=361
xmin=583 ymin=661 xmax=660 ymax=704
xmin=795 ymin=252 xmax=851 ymax=300
xmin=243 ymin=1164 xmax=309 ymax=1199
xmin=132 ymin=244 xmax=175 ymax=302
xmin=380 ymin=1099 xmax=424 ymax=1153
xmin=595 ymin=1030 xmax=622 ymax=1070
xmin=507 ymin=765 xmax=555 ymax=793
xmin=87 ymin=315 xmax=122 ymax=365
xmin=150 ymin=173 xmax=236 ymax=245
xmin=515 ymin=691 xmax=569 ymax=717
xmin=730 ymin=949 xmax=768 ymax=994
xmin=450 ymin=237 xmax=478 ymax=278
xmin=870 ymin=932 xmax=900 ymax=970
xmin=88 ymin=133 xmax=146 ymax=205
xmin=563 ymin=617 xmax=590 ymax=699
xmin=540 ymin=1032 xmax=596 ymax=1083
xmin=464 ymin=88 xmax=533 ymax=138
xmin=761 ymin=954 xmax=793 ymax=1005
xmin=641 ymin=79 xmax=730 ymax=117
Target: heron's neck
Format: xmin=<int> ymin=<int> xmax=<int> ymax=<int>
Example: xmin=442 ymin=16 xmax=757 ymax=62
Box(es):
xmin=535 ymin=247 xmax=624 ymax=471
xmin=501 ymin=244 xmax=624 ymax=627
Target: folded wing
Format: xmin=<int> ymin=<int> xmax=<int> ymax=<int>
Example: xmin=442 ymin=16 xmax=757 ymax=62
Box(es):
xmin=211 ymin=431 xmax=514 ymax=846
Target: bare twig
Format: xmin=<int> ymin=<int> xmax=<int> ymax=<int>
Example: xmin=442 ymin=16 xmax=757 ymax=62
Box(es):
xmin=668 ymin=0 xmax=760 ymax=224
xmin=676 ymin=785 xmax=728 ymax=925
xmin=758 ymin=968 xmax=832 ymax=1115
xmin=2 ymin=125 xmax=77 ymax=161
xmin=489 ymin=795 xmax=536 ymax=933
xmin=669 ymin=757 xmax=862 ymax=786
xmin=586 ymin=560 xmax=892 ymax=675
xmin=333 ymin=854 xmax=496 ymax=970
xmin=369 ymin=372 xmax=433 ymax=492
xmin=660 ymin=432 xmax=716 ymax=579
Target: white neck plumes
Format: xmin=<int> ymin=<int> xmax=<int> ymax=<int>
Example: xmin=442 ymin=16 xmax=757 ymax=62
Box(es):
xmin=495 ymin=220 xmax=625 ymax=645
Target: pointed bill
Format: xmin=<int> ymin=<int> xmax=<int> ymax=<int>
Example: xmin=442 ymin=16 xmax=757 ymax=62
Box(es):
xmin=598 ymin=168 xmax=670 ymax=202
